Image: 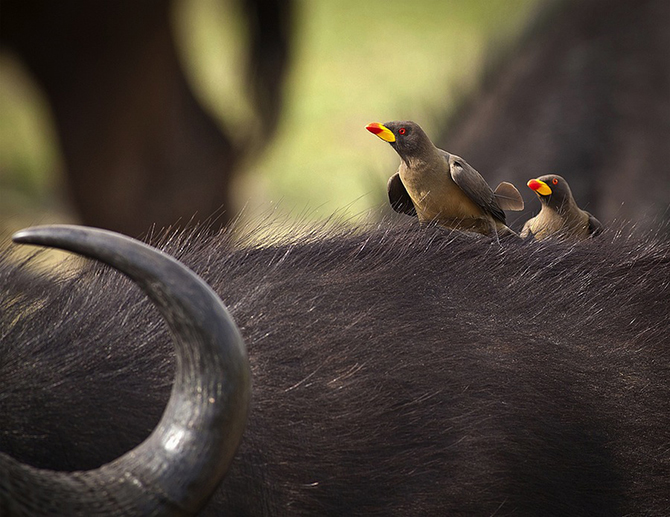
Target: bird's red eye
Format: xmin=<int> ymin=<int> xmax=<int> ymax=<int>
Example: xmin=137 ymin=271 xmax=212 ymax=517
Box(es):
xmin=398 ymin=128 xmax=406 ymax=135
xmin=552 ymin=178 xmax=559 ymax=185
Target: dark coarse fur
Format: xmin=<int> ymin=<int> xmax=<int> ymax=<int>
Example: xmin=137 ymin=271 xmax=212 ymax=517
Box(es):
xmin=2 ymin=220 xmax=670 ymax=515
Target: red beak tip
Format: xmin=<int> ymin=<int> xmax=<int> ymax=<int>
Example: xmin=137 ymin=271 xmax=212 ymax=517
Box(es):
xmin=366 ymin=123 xmax=382 ymax=134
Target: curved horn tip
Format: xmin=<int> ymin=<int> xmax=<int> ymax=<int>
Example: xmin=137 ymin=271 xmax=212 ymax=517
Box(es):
xmin=12 ymin=224 xmax=92 ymax=246
xmin=12 ymin=226 xmax=50 ymax=245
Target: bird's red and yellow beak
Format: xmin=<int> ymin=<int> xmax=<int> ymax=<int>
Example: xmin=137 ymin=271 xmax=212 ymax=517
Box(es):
xmin=366 ymin=122 xmax=396 ymax=143
xmin=527 ymin=178 xmax=552 ymax=196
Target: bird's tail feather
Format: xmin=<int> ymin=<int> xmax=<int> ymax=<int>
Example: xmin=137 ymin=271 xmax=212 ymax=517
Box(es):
xmin=494 ymin=182 xmax=524 ymax=211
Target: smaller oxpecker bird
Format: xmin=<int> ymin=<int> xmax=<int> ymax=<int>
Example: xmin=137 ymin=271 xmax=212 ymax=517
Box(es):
xmin=522 ymin=174 xmax=603 ymax=241
xmin=366 ymin=120 xmax=524 ymax=237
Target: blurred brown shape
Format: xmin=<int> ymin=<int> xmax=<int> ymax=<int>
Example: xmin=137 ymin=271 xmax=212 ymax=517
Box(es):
xmin=1 ymin=0 xmax=293 ymax=237
xmin=439 ymin=0 xmax=670 ymax=232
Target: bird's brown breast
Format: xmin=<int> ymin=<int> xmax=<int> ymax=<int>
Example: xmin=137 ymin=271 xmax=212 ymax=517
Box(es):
xmin=523 ymin=206 xmax=590 ymax=241
xmin=399 ymin=164 xmax=493 ymax=232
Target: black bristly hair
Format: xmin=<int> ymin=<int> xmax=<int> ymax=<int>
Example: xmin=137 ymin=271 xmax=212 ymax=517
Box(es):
xmin=2 ymin=219 xmax=669 ymax=515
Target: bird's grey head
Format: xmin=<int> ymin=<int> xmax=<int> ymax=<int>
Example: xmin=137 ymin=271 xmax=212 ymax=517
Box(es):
xmin=528 ymin=174 xmax=577 ymax=212
xmin=368 ymin=120 xmax=435 ymax=164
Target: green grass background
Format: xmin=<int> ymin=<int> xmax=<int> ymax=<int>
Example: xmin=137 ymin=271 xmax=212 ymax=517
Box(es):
xmin=0 ymin=0 xmax=540 ymax=233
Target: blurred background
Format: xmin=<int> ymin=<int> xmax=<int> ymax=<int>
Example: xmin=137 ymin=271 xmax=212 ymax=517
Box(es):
xmin=1 ymin=0 xmax=668 ymax=239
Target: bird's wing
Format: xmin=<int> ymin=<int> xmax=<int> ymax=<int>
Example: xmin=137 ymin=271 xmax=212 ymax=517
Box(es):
xmin=441 ymin=150 xmax=506 ymax=223
xmin=586 ymin=212 xmax=604 ymax=236
xmin=387 ymin=172 xmax=417 ymax=217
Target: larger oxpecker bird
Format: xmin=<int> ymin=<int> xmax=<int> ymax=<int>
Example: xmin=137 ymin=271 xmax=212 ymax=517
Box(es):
xmin=366 ymin=120 xmax=523 ymax=237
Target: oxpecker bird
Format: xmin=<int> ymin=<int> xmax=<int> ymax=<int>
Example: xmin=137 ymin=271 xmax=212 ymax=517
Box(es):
xmin=366 ymin=120 xmax=523 ymax=237
xmin=522 ymin=174 xmax=603 ymax=241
